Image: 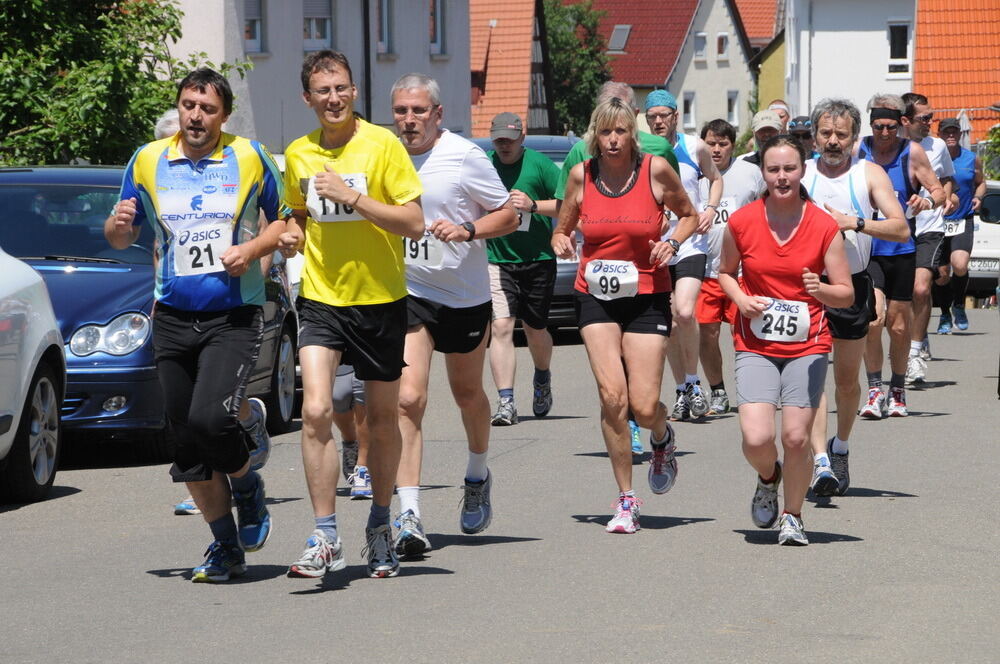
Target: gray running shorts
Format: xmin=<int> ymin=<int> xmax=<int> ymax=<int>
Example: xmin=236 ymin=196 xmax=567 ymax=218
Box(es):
xmin=734 ymin=351 xmax=828 ymax=408
xmin=332 ymin=365 xmax=365 ymax=413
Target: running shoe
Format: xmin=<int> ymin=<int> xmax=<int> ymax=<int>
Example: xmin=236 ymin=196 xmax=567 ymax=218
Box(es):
xmin=287 ymin=529 xmax=345 ymax=578
xmin=341 ymin=441 xmax=359 ymax=482
xmin=491 ymin=397 xmax=518 ymax=426
xmin=174 ymin=496 xmax=201 ymax=515
xmin=647 ymin=425 xmax=677 ymax=495
xmin=192 ymin=540 xmax=246 ymax=583
xmin=952 ymin=306 xmax=969 ymax=330
xmin=859 ymin=387 xmax=886 ymax=420
xmin=887 ymin=387 xmax=908 ymax=417
xmin=777 ymin=513 xmax=809 ymax=546
xmin=670 ymin=389 xmax=690 ymax=421
xmin=232 ymin=476 xmax=271 ymax=552
xmin=629 ymin=419 xmax=643 ymax=455
xmin=707 ymin=388 xmax=730 ymax=415
xmin=827 ymin=438 xmax=850 ymax=497
xmin=460 ymin=471 xmax=493 ymax=534
xmin=810 ymin=457 xmax=838 ymax=497
xmin=919 ymin=336 xmax=932 ymax=361
xmin=532 ymin=379 xmax=553 ymax=417
xmin=686 ymin=382 xmax=710 ymax=418
xmin=245 ymin=397 xmax=270 ymax=471
xmin=393 ymin=509 xmax=432 ymax=557
xmin=348 ymin=465 xmax=373 ymax=500
xmin=905 ymin=355 xmax=926 ymax=385
xmin=606 ymin=494 xmax=642 ymax=534
xmin=363 ymin=524 xmax=399 ymax=578
xmin=937 ymin=312 xmax=953 ymax=335
xmin=751 ymin=465 xmax=781 ymax=529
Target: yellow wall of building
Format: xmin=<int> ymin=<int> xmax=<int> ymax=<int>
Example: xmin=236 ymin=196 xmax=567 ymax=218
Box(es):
xmin=758 ymin=38 xmax=786 ymax=110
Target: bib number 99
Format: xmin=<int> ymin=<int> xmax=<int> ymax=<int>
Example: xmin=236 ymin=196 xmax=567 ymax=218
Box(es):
xmin=598 ymin=275 xmax=620 ymax=295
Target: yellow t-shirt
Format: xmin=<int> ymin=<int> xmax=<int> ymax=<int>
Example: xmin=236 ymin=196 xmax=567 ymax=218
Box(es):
xmin=283 ymin=119 xmax=422 ymax=306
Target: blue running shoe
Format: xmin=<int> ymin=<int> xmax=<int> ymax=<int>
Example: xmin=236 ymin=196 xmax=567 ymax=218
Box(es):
xmin=393 ymin=509 xmax=432 ymax=557
xmin=174 ymin=496 xmax=200 ymax=515
xmin=460 ymin=471 xmax=493 ymax=534
xmin=192 ymin=540 xmax=246 ymax=583
xmin=233 ymin=476 xmax=271 ymax=552
xmin=629 ymin=419 xmax=643 ymax=455
xmin=937 ymin=312 xmax=952 ymax=334
xmin=245 ymin=398 xmax=270 ymax=471
xmin=952 ymin=306 xmax=969 ymax=330
xmin=532 ymin=380 xmax=553 ymax=417
xmin=349 ymin=465 xmax=373 ymax=500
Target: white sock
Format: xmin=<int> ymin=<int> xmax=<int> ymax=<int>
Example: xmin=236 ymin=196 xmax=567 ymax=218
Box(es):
xmin=685 ymin=374 xmax=700 ymax=386
xmin=909 ymin=341 xmax=922 ymax=357
xmin=814 ymin=452 xmax=830 ymax=467
xmin=466 ymin=451 xmax=489 ymax=482
xmin=397 ymin=486 xmax=420 ymax=518
xmin=831 ymin=436 xmax=849 ymax=455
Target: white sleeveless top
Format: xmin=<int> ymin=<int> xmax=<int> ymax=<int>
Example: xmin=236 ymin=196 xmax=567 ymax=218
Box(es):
xmin=804 ymin=157 xmax=873 ymax=274
xmin=664 ymin=133 xmax=710 ymax=263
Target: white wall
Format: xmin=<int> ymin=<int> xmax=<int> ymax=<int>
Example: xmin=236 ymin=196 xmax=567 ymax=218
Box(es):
xmin=787 ymin=0 xmax=915 ymax=118
xmin=169 ymin=1 xmax=470 ymax=152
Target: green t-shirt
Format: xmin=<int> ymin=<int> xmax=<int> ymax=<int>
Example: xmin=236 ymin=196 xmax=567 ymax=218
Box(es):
xmin=554 ymin=130 xmax=680 ymax=199
xmin=486 ymin=147 xmax=561 ymax=263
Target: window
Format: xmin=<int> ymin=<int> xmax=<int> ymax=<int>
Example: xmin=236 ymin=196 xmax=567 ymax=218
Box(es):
xmin=430 ymin=0 xmax=444 ymax=55
xmin=683 ymin=91 xmax=696 ymax=129
xmin=244 ymin=0 xmax=264 ymax=53
xmin=717 ymin=32 xmax=729 ymax=59
xmin=303 ymin=0 xmax=332 ymax=51
xmin=377 ymin=0 xmax=392 ymax=54
xmin=887 ymin=21 xmax=911 ymax=75
xmin=727 ymin=90 xmax=739 ymax=125
xmin=607 ymin=24 xmax=631 ymax=53
xmin=694 ymin=32 xmax=707 ymax=60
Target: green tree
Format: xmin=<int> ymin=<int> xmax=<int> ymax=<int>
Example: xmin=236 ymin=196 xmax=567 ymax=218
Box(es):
xmin=543 ymin=0 xmax=611 ymax=136
xmin=0 ymin=0 xmax=249 ymax=166
xmin=984 ymin=125 xmax=1000 ymax=180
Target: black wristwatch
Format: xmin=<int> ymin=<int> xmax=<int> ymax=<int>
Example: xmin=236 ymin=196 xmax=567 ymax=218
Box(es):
xmin=461 ymin=221 xmax=477 ymax=241
xmin=666 ymin=239 xmax=681 ymax=253
xmin=855 ymin=217 xmax=866 ymax=233
xmin=529 ymin=199 xmax=538 ymax=213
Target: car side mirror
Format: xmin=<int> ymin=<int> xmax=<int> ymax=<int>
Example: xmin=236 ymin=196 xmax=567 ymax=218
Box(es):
xmin=980 ymin=193 xmax=1000 ymax=223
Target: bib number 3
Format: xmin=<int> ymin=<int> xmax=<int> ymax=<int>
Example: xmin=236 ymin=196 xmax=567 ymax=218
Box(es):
xmin=749 ymin=298 xmax=809 ymax=342
xmin=585 ymin=260 xmax=639 ymax=300
xmin=173 ymin=221 xmax=233 ymax=276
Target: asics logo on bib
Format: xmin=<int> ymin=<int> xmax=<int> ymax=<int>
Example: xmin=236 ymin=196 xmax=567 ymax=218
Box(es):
xmin=178 ymin=227 xmax=224 ymax=246
xmin=765 ymin=300 xmax=801 ymax=314
xmin=590 ymin=261 xmax=631 ymax=275
xmin=190 ymin=195 xmax=203 ymax=211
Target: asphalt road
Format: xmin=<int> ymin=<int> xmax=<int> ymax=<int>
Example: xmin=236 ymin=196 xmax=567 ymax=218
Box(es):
xmin=2 ymin=310 xmax=997 ymax=663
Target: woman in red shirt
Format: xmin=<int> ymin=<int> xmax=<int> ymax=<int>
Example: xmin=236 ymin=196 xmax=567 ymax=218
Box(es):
xmin=718 ymin=136 xmax=852 ymax=545
xmin=552 ymin=97 xmax=698 ymax=534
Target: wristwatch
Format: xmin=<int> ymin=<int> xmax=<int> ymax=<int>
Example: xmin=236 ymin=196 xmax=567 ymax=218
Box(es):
xmin=855 ymin=217 xmax=866 ymax=233
xmin=461 ymin=221 xmax=477 ymax=241
xmin=529 ymin=199 xmax=538 ymax=213
xmin=666 ymin=239 xmax=681 ymax=253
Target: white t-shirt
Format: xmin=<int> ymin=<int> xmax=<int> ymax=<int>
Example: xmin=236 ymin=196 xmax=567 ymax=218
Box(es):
xmin=914 ymin=135 xmax=955 ymax=236
xmin=804 ymin=158 xmax=874 ymax=274
xmin=406 ymin=130 xmax=510 ymax=308
xmin=665 ymin=133 xmax=711 ymax=262
xmin=699 ymin=158 xmax=764 ymax=278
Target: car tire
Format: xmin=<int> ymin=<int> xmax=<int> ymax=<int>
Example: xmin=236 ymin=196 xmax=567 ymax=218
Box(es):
xmin=264 ymin=321 xmax=297 ymax=434
xmin=0 ymin=362 xmax=61 ymax=503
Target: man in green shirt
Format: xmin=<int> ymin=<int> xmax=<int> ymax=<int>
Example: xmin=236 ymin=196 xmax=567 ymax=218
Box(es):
xmin=555 ymin=81 xmax=680 ymax=200
xmin=485 ymin=113 xmax=561 ymax=426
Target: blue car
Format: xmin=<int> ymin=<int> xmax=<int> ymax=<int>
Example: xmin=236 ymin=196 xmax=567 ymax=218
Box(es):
xmin=0 ymin=166 xmax=298 ymax=456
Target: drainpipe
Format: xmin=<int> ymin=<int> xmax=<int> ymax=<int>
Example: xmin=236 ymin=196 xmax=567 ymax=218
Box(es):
xmin=363 ymin=0 xmax=373 ymax=121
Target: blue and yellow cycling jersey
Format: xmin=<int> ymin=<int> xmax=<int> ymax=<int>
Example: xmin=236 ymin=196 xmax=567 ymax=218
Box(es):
xmin=119 ymin=132 xmax=287 ymax=311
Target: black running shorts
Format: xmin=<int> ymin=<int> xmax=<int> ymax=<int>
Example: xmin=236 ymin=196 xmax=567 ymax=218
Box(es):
xmin=407 ymin=295 xmax=492 ymax=354
xmin=823 ymin=271 xmax=876 ymax=340
xmin=574 ymin=291 xmax=672 ymax=336
xmin=867 ymin=253 xmax=916 ymax=302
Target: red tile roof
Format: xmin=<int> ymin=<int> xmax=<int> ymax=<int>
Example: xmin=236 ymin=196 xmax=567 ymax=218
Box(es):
xmin=733 ymin=0 xmax=779 ymax=46
xmin=469 ymin=0 xmax=536 ymax=137
xmin=591 ymin=0 xmax=699 ymax=87
xmin=914 ymin=0 xmax=1000 ymax=143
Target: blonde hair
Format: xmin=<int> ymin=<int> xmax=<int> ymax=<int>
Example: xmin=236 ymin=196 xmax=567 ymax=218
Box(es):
xmin=584 ymin=97 xmax=640 ymax=158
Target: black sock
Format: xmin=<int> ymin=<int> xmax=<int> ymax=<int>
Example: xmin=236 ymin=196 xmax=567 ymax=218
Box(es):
xmin=932 ymin=280 xmax=951 ymax=311
xmin=208 ymin=513 xmax=239 ymax=545
xmin=889 ymin=372 xmax=906 ymax=389
xmin=710 ymin=382 xmax=725 ymax=392
xmin=952 ymin=273 xmax=970 ymax=307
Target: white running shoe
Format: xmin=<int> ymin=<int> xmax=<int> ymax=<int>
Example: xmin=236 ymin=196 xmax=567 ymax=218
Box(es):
xmin=606 ymin=494 xmax=642 ymax=534
xmin=777 ymin=513 xmax=808 ymax=546
xmin=859 ymin=387 xmax=886 ymax=420
xmin=905 ymin=355 xmax=926 ymax=385
xmin=887 ymin=387 xmax=908 ymax=417
xmin=751 ymin=465 xmax=781 ymax=528
xmin=287 ymin=530 xmax=345 ymax=578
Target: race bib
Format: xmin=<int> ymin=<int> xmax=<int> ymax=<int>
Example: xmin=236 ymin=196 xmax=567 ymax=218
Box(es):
xmin=305 ymin=173 xmax=368 ymax=222
xmin=172 ymin=221 xmax=233 ymax=276
xmin=944 ymin=218 xmax=966 ymax=237
xmin=516 ymin=208 xmax=531 ymax=232
xmin=585 ymin=260 xmax=639 ymax=300
xmin=706 ymin=196 xmax=737 ymax=225
xmin=402 ymin=232 xmax=444 ymax=268
xmin=749 ymin=297 xmax=809 ymax=342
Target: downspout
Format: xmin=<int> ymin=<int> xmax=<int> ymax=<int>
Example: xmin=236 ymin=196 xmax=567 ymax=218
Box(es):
xmin=363 ymin=0 xmax=373 ymax=121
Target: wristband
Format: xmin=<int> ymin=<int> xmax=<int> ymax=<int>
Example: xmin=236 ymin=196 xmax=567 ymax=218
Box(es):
xmin=530 ymin=199 xmax=538 ymax=213
xmin=705 ymin=203 xmax=718 ymax=211
xmin=666 ymin=239 xmax=680 ymax=252
xmin=923 ymin=196 xmax=934 ymax=210
xmin=352 ymin=191 xmax=363 ymax=207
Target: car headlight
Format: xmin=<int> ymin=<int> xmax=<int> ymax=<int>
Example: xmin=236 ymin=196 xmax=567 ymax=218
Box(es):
xmin=70 ymin=312 xmax=151 ymax=356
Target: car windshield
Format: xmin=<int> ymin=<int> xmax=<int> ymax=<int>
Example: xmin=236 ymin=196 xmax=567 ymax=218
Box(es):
xmin=0 ymin=183 xmax=154 ymax=264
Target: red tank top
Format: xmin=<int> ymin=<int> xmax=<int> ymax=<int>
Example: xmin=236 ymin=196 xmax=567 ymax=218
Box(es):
xmin=574 ymin=154 xmax=670 ymax=295
xmin=728 ymin=199 xmax=838 ymax=357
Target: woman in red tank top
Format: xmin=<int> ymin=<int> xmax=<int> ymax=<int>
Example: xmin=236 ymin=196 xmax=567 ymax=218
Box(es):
xmin=718 ymin=136 xmax=853 ymax=545
xmin=551 ymin=97 xmax=698 ymax=534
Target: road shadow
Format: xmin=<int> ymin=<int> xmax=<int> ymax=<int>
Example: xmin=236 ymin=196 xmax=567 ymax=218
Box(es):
xmin=146 ymin=564 xmax=290 ymax=583
xmin=733 ymin=529 xmax=864 ymax=545
xmin=0 ymin=485 xmax=81 ymax=513
xmin=574 ymin=450 xmax=694 ymax=460
xmin=287 ymin=562 xmax=454 ymax=593
xmin=265 ymin=496 xmax=303 ymax=505
xmin=516 ymin=415 xmax=589 ymax=422
xmin=572 ymin=514 xmax=713 ymax=530
xmin=427 ymin=533 xmax=541 ymax=551
xmin=908 ymin=380 xmax=957 ymax=390
xmin=809 ymin=486 xmax=917 ymax=507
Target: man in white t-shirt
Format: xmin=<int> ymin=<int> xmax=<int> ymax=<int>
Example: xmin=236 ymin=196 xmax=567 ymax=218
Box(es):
xmin=901 ymin=92 xmax=955 ymax=383
xmin=696 ymin=119 xmax=765 ymax=415
xmin=391 ymin=73 xmax=517 ymax=557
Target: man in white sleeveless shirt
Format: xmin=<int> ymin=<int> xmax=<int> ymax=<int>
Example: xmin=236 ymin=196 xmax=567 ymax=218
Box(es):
xmin=803 ymin=99 xmax=908 ymax=497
